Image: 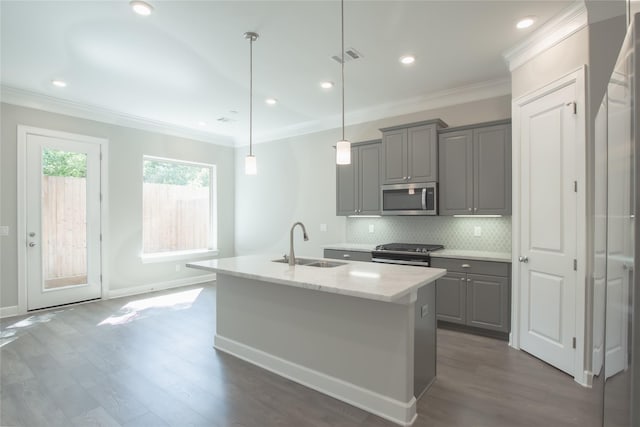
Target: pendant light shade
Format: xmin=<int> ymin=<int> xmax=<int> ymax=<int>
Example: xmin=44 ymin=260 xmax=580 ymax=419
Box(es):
xmin=245 ymin=154 xmax=257 ymax=175
xmin=336 ymin=140 xmax=351 ymax=165
xmin=336 ymin=0 xmax=351 ymax=165
xmin=245 ymin=31 xmax=259 ymax=175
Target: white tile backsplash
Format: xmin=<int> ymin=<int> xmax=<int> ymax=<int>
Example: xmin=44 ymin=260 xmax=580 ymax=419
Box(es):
xmin=346 ymin=216 xmax=511 ymax=252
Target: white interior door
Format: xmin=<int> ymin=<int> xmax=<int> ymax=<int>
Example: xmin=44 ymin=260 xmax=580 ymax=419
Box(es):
xmin=25 ymin=133 xmax=102 ymax=310
xmin=604 ymin=73 xmax=631 ymax=378
xmin=518 ymin=81 xmax=578 ymax=376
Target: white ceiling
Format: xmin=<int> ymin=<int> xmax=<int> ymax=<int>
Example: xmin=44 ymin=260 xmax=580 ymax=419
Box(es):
xmin=1 ymin=1 xmax=573 ymax=145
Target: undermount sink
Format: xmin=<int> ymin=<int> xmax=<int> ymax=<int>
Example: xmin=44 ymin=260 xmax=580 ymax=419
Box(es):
xmin=272 ymin=258 xmax=346 ymax=268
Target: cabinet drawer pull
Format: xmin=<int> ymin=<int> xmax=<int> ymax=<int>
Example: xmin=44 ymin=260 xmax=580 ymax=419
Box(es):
xmin=461 ymin=264 xmax=471 ymax=268
xmin=343 ymin=254 xmax=351 ymax=258
xmin=467 ymin=278 xmax=471 ymax=282
xmin=460 ymin=277 xmax=465 ymax=281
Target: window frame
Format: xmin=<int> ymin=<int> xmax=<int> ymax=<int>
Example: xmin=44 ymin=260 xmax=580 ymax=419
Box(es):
xmin=140 ymin=155 xmax=218 ymax=263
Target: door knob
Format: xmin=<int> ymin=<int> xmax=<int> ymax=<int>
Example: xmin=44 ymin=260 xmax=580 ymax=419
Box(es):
xmin=518 ymin=256 xmax=529 ymax=263
xmin=28 ymin=242 xmax=36 ymax=247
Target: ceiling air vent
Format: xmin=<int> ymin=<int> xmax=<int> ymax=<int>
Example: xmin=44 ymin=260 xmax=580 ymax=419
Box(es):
xmin=331 ymin=47 xmax=364 ymax=64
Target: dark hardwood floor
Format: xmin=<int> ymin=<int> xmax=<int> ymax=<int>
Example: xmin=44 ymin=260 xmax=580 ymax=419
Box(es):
xmin=1 ymin=283 xmax=601 ymax=427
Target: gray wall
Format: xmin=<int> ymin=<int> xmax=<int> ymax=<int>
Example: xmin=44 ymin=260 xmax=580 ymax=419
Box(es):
xmin=234 ymin=95 xmax=511 ymax=258
xmin=511 ymin=27 xmax=590 ymax=100
xmin=0 ymin=103 xmax=235 ymax=309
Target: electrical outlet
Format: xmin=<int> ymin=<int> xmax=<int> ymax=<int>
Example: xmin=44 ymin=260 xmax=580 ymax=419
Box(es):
xmin=320 ymin=223 xmax=327 ymax=232
xmin=474 ymin=226 xmax=482 ymax=237
xmin=0 ymin=226 xmax=8 ymax=236
xmin=368 ymin=224 xmax=375 ymax=233
xmin=421 ymin=304 xmax=429 ymax=318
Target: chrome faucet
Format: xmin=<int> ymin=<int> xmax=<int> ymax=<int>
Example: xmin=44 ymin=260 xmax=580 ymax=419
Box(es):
xmin=289 ymin=222 xmax=309 ymax=266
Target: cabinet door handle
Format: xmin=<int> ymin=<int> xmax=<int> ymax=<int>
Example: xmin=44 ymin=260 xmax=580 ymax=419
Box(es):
xmin=343 ymin=254 xmax=351 ymax=258
xmin=460 ymin=277 xmax=465 ymax=281
xmin=518 ymin=256 xmax=529 ymax=263
xmin=461 ymin=264 xmax=471 ymax=268
xmin=468 ymin=208 xmax=472 ymax=212
xmin=467 ymin=278 xmax=471 ymax=282
xmin=407 ymin=176 xmax=411 ymax=180
xmin=474 ymin=207 xmax=478 ymax=212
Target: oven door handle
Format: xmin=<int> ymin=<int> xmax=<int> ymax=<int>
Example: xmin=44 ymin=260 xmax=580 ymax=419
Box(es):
xmin=372 ymin=258 xmax=430 ymax=267
xmin=421 ymin=188 xmax=427 ymax=210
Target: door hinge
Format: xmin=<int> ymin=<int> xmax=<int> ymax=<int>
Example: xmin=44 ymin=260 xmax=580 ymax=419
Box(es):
xmin=100 ymin=274 xmax=103 ymax=283
xmin=573 ymin=181 xmax=578 ymax=193
xmin=100 ymin=234 xmax=102 ymax=242
xmin=100 ymin=152 xmax=102 ymax=161
xmin=573 ymin=259 xmax=577 ymax=271
xmin=100 ymin=193 xmax=103 ymax=202
xmin=567 ymin=101 xmax=577 ymax=115
xmin=572 ymin=337 xmax=576 ymax=349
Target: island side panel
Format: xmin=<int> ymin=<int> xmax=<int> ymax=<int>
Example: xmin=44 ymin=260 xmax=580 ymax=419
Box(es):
xmin=215 ymin=273 xmax=415 ymax=405
xmin=414 ymin=282 xmax=436 ymax=398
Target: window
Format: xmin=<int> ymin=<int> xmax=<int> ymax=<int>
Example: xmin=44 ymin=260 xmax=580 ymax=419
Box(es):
xmin=142 ymin=156 xmax=216 ymax=257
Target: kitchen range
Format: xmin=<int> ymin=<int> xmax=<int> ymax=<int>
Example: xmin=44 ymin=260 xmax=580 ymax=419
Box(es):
xmin=372 ymin=243 xmax=444 ymax=267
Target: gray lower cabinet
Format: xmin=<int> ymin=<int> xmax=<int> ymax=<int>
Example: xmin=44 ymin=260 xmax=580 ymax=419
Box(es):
xmin=336 ymin=140 xmax=381 ymax=216
xmin=438 ymin=120 xmax=512 ymax=216
xmin=324 ymin=249 xmax=372 ymax=262
xmin=380 ymin=119 xmax=447 ymax=185
xmin=431 ymin=257 xmax=510 ymax=334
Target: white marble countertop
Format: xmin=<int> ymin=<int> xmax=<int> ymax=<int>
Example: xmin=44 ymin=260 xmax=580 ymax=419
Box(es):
xmin=322 ymin=243 xmax=377 ymax=252
xmin=187 ymin=254 xmax=446 ymax=303
xmin=430 ymin=249 xmax=512 ymax=263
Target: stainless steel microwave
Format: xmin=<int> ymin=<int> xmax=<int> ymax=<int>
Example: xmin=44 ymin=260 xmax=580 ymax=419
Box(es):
xmin=381 ymin=182 xmax=437 ymax=215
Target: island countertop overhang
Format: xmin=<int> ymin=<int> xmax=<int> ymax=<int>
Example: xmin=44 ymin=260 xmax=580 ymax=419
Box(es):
xmin=187 ymin=254 xmax=446 ymax=304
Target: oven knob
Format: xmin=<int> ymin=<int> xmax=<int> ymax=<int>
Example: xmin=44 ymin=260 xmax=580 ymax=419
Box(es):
xmin=422 ymin=248 xmax=427 ymax=253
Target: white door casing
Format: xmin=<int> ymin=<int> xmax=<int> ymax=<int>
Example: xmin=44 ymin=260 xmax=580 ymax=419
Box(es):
xmin=512 ymin=67 xmax=587 ymax=384
xmin=17 ymin=126 xmax=109 ymax=313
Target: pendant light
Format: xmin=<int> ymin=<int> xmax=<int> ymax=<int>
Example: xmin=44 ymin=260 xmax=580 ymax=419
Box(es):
xmin=244 ymin=31 xmax=259 ymax=175
xmin=335 ymin=0 xmax=351 ymax=165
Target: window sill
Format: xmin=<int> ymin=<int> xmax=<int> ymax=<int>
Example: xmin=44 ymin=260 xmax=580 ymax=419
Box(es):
xmin=140 ymin=249 xmax=219 ymax=264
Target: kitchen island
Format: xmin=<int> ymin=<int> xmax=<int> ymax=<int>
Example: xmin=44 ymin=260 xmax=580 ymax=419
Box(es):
xmin=187 ymin=255 xmax=446 ymax=426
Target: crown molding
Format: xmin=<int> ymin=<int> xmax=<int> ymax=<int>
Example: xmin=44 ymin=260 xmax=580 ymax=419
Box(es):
xmin=503 ymin=1 xmax=588 ymax=72
xmin=0 ymin=85 xmax=236 ymax=147
xmin=3 ymin=77 xmax=510 ymax=148
xmin=252 ymin=77 xmax=511 ymax=144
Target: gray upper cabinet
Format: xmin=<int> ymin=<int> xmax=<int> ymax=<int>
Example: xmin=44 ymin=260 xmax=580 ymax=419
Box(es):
xmin=439 ymin=130 xmax=474 ymax=214
xmin=336 ymin=140 xmax=382 ymax=216
xmin=438 ymin=120 xmax=511 ymax=216
xmin=380 ymin=119 xmax=447 ymax=184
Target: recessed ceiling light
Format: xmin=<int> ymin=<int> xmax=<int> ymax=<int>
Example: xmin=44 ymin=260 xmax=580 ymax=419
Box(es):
xmin=400 ymin=55 xmax=415 ymax=65
xmin=320 ymin=81 xmax=334 ymax=89
xmin=516 ymin=16 xmax=536 ymax=29
xmin=51 ymin=79 xmax=67 ymax=88
xmin=130 ymin=1 xmax=153 ymax=16
xmin=265 ymin=98 xmax=277 ymax=105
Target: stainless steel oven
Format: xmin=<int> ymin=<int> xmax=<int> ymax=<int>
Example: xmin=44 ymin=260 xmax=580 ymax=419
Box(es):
xmin=371 ymin=243 xmax=444 ymax=267
xmin=381 ymin=182 xmax=437 ymax=215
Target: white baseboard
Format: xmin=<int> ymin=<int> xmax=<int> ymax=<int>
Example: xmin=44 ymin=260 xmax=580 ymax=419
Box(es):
xmin=575 ymin=370 xmax=593 ymax=388
xmin=214 ymin=335 xmax=417 ymax=426
xmin=0 ymin=305 xmax=19 ymax=319
xmin=108 ymin=273 xmax=216 ymax=299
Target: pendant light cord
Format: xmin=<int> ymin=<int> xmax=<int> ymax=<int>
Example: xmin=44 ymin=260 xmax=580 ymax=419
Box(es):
xmin=249 ymin=35 xmax=254 ymax=156
xmin=341 ymin=0 xmax=345 ymax=141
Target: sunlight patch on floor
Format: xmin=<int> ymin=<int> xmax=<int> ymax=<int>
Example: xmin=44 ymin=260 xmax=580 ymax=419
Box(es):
xmin=98 ymin=288 xmax=203 ymax=326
